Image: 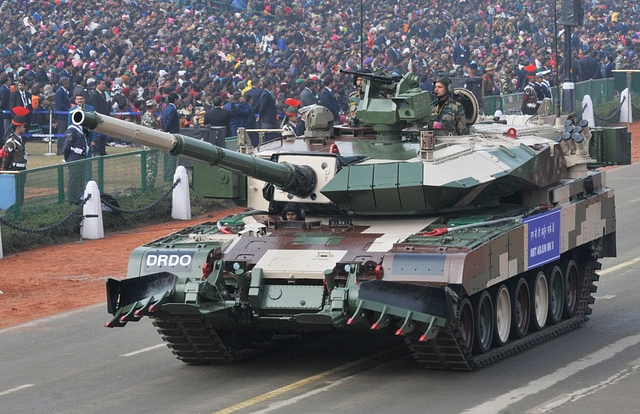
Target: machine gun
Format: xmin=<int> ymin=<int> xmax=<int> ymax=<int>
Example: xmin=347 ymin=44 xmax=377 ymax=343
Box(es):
xmin=340 ymin=69 xmax=403 ymax=85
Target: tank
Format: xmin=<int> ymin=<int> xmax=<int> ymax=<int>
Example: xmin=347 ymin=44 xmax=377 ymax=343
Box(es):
xmin=73 ymin=72 xmax=627 ymax=370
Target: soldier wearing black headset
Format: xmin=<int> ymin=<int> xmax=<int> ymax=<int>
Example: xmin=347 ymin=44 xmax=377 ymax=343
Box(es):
xmin=431 ymin=77 xmax=469 ymax=136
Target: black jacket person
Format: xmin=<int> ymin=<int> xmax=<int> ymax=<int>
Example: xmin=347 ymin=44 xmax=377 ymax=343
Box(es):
xmin=63 ymin=124 xmax=90 ymax=202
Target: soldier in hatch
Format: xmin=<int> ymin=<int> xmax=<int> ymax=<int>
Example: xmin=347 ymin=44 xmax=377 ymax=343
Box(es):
xmin=347 ymin=75 xmax=364 ymax=126
xmin=431 ymin=78 xmax=468 ymax=136
xmin=281 ymin=203 xmax=305 ymax=221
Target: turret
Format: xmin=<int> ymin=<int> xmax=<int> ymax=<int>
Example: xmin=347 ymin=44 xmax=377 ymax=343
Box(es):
xmin=74 ymin=110 xmax=575 ymax=216
xmin=340 ymin=69 xmax=433 ymax=142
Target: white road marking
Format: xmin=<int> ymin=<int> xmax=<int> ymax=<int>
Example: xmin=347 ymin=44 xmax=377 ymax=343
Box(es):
xmin=627 ymin=198 xmax=640 ymax=203
xmin=247 ymin=376 xmax=352 ymax=414
xmin=599 ymin=256 xmax=640 ymax=276
xmin=0 ymin=384 xmax=34 ymax=396
xmin=213 ymin=346 xmax=404 ymax=414
xmin=120 ymin=343 xmax=166 ymax=357
xmin=526 ymin=358 xmax=640 ymax=413
xmin=593 ymin=295 xmax=616 ymax=300
xmin=461 ymin=333 xmax=640 ymax=414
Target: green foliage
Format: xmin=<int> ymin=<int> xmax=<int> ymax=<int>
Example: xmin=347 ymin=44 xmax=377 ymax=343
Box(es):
xmin=593 ymin=97 xmax=640 ymax=126
xmin=1 ymin=192 xmax=229 ymax=255
xmin=1 ymin=203 xmax=79 ymax=252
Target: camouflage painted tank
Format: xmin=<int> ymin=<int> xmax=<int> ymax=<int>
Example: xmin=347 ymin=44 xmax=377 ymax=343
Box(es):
xmin=74 ymin=72 xmax=629 ymax=370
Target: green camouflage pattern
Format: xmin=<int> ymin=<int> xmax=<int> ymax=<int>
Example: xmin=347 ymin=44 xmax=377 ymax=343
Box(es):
xmin=433 ymin=97 xmax=468 ymax=135
xmin=498 ymin=69 xmax=516 ymax=95
xmin=141 ymin=112 xmax=160 ymax=189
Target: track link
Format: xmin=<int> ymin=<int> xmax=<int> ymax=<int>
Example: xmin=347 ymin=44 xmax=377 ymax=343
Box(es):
xmin=406 ymin=254 xmax=599 ymax=370
xmin=152 ymin=315 xmax=258 ymax=365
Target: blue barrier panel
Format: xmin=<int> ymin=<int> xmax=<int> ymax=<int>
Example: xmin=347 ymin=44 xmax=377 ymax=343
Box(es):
xmin=0 ymin=174 xmax=16 ymax=210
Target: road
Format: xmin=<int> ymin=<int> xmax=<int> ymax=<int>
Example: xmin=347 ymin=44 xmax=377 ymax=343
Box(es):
xmin=2 ymin=163 xmax=640 ymax=414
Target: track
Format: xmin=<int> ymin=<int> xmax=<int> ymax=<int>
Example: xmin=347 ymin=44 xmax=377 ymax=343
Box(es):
xmin=152 ymin=315 xmax=261 ymax=364
xmin=151 ymin=249 xmax=600 ymax=369
xmin=406 ymin=251 xmax=599 ymax=371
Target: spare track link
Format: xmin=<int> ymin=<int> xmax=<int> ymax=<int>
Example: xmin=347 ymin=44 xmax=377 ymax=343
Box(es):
xmin=152 ymin=315 xmax=257 ymax=365
xmin=406 ymin=255 xmax=599 ymax=371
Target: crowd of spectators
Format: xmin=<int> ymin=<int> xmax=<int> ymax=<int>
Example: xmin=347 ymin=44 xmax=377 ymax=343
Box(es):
xmin=1 ymin=0 xmax=639 ymax=144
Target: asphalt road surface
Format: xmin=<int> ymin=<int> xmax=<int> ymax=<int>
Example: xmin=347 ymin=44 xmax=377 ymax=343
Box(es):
xmin=2 ymin=163 xmax=640 ymax=414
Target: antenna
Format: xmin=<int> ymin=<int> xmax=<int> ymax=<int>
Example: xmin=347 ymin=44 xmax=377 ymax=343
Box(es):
xmin=360 ymin=0 xmax=364 ymax=69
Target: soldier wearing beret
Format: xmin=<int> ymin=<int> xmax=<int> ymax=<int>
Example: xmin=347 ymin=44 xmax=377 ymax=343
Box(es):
xmin=521 ymin=65 xmax=539 ymax=115
xmin=1 ymin=106 xmax=30 ymax=206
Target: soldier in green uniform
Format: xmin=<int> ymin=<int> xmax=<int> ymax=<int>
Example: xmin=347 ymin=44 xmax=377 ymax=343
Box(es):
xmin=1 ymin=107 xmax=29 ymax=206
xmin=347 ymin=75 xmax=364 ymax=126
xmin=615 ymin=46 xmax=628 ymax=70
xmin=432 ymin=78 xmax=468 ymax=136
xmin=498 ymin=64 xmax=516 ymax=95
xmin=142 ymin=100 xmax=160 ymax=189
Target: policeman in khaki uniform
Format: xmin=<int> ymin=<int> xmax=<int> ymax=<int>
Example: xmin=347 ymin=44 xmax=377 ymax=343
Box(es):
xmin=431 ymin=78 xmax=468 ymax=136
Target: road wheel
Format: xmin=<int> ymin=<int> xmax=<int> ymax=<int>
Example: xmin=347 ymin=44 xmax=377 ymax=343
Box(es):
xmin=563 ymin=260 xmax=580 ymax=318
xmin=473 ymin=291 xmax=494 ymax=354
xmin=510 ymin=277 xmax=530 ymax=339
xmin=530 ymin=270 xmax=549 ymax=331
xmin=458 ymin=298 xmax=474 ymax=351
xmin=547 ymin=265 xmax=565 ymax=325
xmin=492 ymin=284 xmax=511 ymax=347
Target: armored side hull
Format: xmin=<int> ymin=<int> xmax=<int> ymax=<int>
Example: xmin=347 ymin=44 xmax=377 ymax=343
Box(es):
xmin=107 ymin=170 xmax=614 ymax=369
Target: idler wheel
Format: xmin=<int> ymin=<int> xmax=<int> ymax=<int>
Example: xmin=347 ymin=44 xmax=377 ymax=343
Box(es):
xmin=563 ymin=260 xmax=580 ymax=319
xmin=458 ymin=298 xmax=474 ymax=351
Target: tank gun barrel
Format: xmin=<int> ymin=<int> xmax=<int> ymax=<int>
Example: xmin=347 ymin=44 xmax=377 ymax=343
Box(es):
xmin=73 ymin=111 xmax=317 ymax=197
xmin=340 ymin=69 xmax=402 ymax=84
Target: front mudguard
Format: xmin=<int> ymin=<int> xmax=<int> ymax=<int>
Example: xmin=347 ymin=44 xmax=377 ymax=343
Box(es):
xmin=347 ymin=280 xmax=455 ymax=339
xmin=107 ymin=272 xmax=178 ymax=315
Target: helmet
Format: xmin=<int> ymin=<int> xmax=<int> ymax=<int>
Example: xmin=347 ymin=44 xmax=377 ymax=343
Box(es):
xmin=281 ymin=203 xmax=305 ymax=220
xmin=434 ymin=77 xmax=454 ymax=96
